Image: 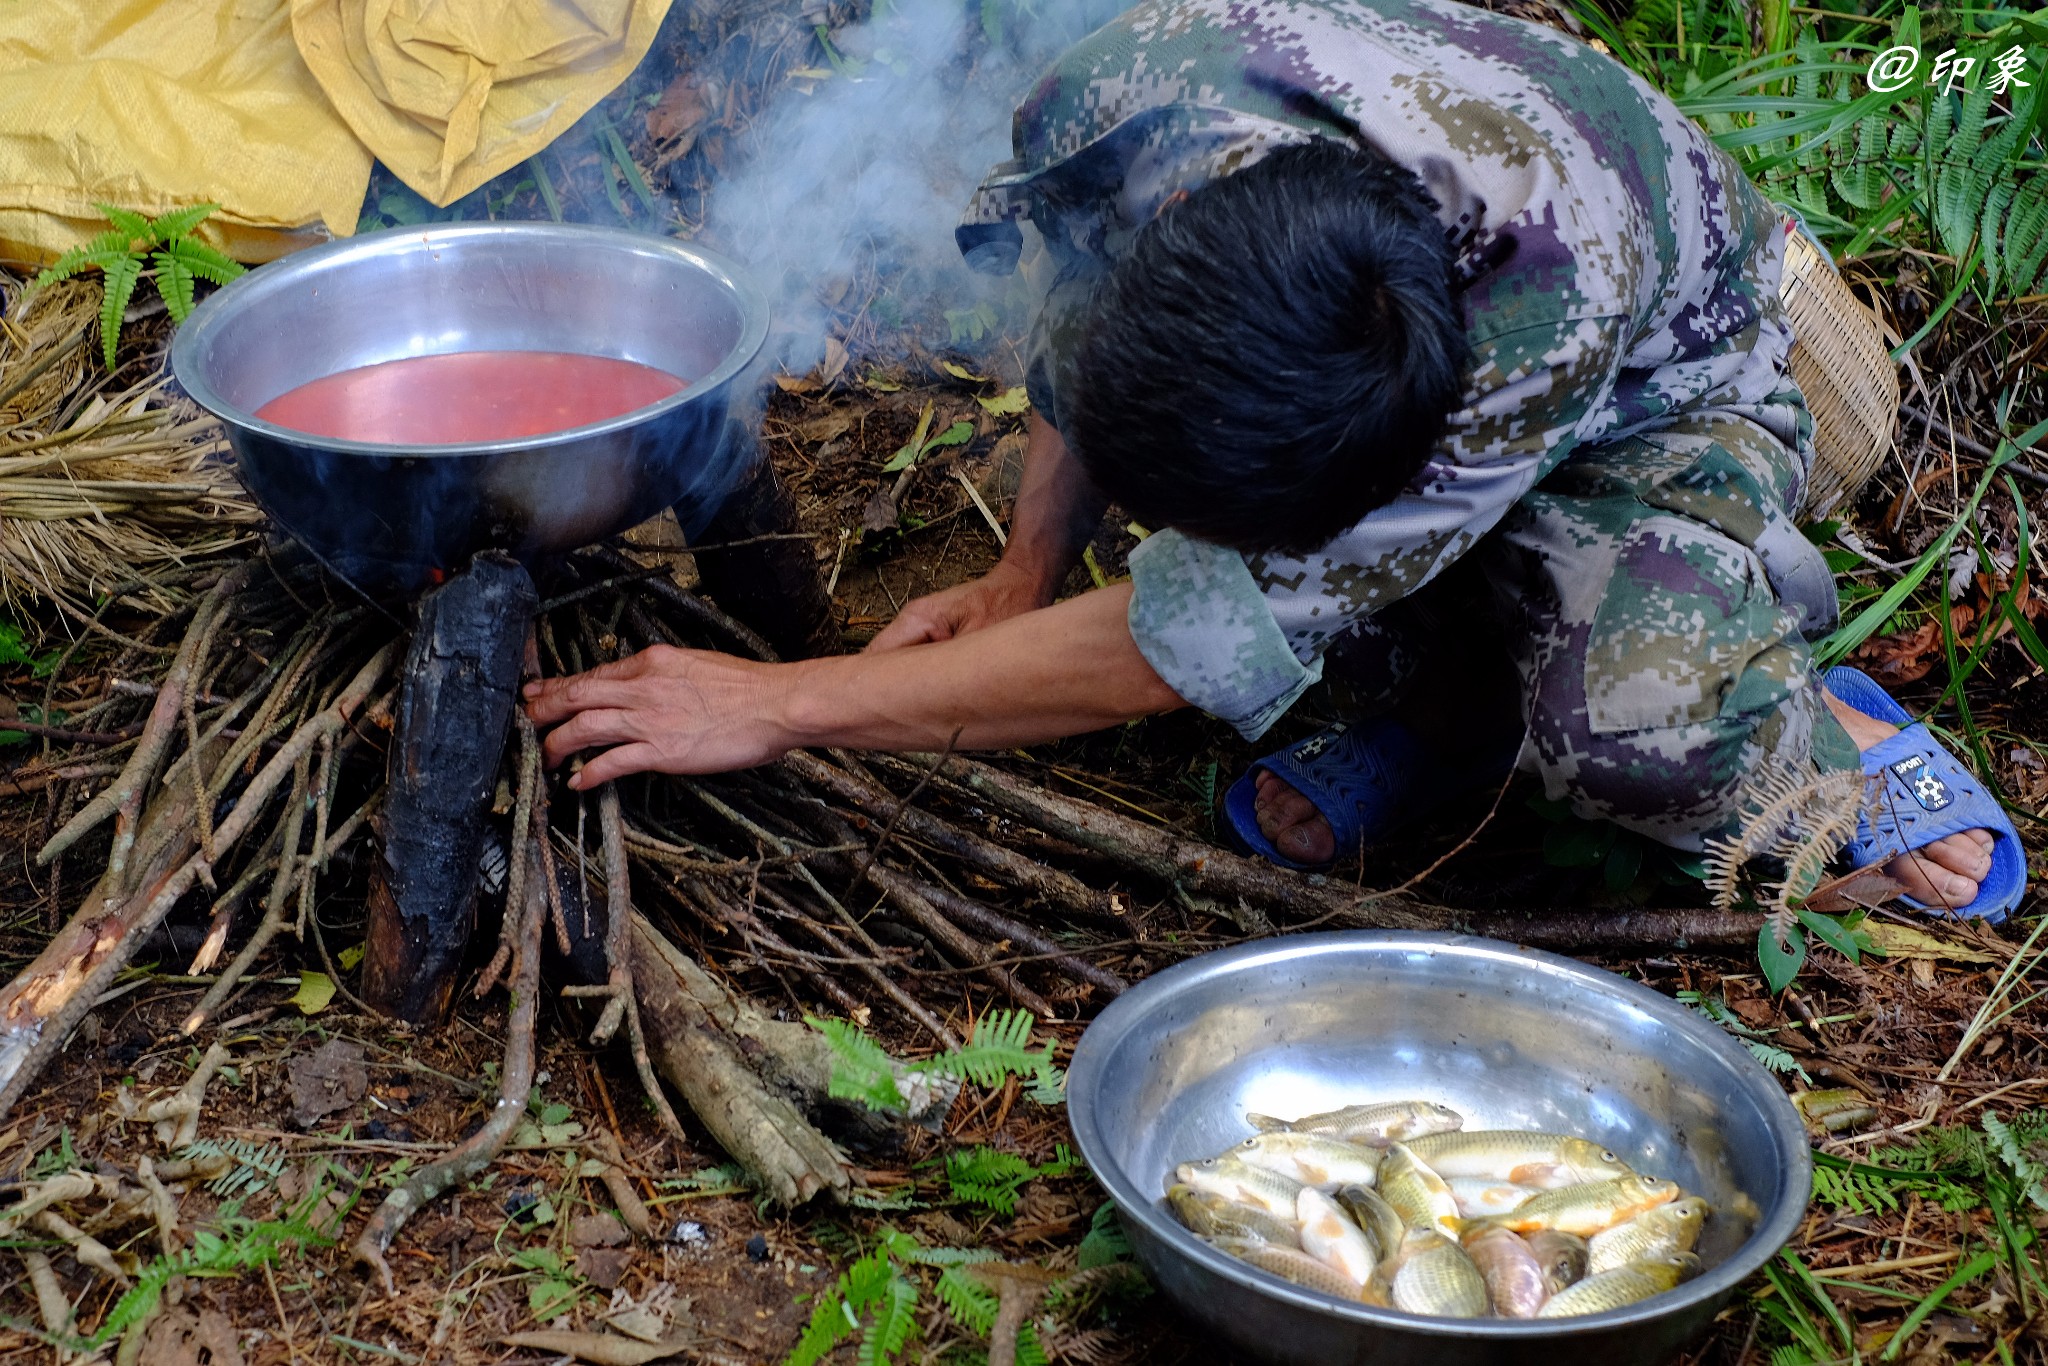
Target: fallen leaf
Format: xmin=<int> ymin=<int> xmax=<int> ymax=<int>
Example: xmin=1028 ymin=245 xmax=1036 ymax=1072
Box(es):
xmin=818 ymin=337 xmax=850 ymax=386
xmin=572 ymin=1212 xmax=632 ymax=1248
xmin=646 ymin=74 xmax=715 ymax=159
xmin=773 ymin=372 xmax=821 ymax=394
xmin=862 ymin=485 xmax=899 ymax=532
xmin=140 ymin=1307 xmax=245 ymax=1366
xmin=977 ymin=385 xmax=1029 ymax=416
xmin=795 ymin=411 xmax=854 ymax=444
xmin=289 ymin=1039 xmax=367 ymax=1126
xmin=289 ymin=971 xmax=336 ymax=1015
xmin=1861 ymin=921 xmax=2001 ymax=963
xmin=337 ymin=943 xmax=365 ymax=970
xmin=577 ymin=1244 xmax=636 ymax=1290
xmin=499 ymin=1331 xmax=686 ymax=1365
xmin=940 ymin=359 xmax=990 ymax=382
xmin=1801 ymin=866 xmax=1906 ymax=915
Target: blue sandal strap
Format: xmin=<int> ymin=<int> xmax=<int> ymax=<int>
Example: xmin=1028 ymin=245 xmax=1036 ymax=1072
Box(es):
xmin=1823 ymin=667 xmax=2027 ymax=922
xmin=1222 ymin=720 xmax=1516 ymax=872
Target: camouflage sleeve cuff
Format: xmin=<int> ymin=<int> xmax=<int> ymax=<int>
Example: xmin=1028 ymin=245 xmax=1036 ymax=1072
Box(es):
xmin=1126 ymin=529 xmax=1323 ymax=742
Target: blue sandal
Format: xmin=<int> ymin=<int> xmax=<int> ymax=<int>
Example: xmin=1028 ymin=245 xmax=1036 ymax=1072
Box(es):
xmin=1222 ymin=718 xmax=1520 ymax=872
xmin=1823 ymin=666 xmax=2028 ymax=922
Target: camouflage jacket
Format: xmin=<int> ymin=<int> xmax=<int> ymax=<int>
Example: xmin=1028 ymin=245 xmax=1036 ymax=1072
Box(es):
xmin=959 ymin=0 xmax=1804 ymax=739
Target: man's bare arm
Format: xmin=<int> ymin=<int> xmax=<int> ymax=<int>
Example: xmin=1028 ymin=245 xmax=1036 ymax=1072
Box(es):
xmin=527 ymin=583 xmax=1184 ymax=787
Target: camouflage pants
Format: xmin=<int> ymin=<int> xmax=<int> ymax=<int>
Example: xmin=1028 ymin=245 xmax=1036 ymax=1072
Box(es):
xmin=1324 ymin=402 xmax=1861 ymax=850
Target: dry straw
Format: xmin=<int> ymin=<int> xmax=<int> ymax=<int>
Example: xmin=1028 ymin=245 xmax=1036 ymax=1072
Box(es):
xmin=0 ymin=275 xmax=259 ymax=615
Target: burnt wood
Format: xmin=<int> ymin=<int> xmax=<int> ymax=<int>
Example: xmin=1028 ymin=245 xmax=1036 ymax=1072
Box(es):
xmin=362 ymin=553 xmax=537 ymax=1022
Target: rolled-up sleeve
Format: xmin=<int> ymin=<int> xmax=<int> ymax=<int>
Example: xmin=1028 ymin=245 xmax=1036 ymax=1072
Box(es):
xmin=1126 ymin=529 xmax=1322 ymax=741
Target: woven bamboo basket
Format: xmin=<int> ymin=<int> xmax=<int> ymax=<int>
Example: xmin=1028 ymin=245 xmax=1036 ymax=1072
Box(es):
xmin=1781 ymin=226 xmax=1899 ymax=519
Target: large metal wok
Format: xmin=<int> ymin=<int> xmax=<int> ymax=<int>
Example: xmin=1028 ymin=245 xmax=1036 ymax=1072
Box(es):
xmin=171 ymin=222 xmax=769 ymax=592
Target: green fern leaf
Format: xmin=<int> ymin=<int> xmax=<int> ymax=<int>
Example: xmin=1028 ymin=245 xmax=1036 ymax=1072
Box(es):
xmin=934 ymin=1266 xmax=1001 ymax=1335
xmin=808 ymin=1015 xmax=907 ymax=1111
xmin=856 ymin=1270 xmax=918 ymax=1366
xmin=921 ymin=1009 xmax=1052 ymax=1090
xmin=153 ymin=250 xmax=196 ymax=322
xmin=31 ymin=230 xmax=132 ymax=291
xmin=147 ymin=201 xmax=222 ymax=245
xmin=167 ymin=235 xmax=244 ymax=286
xmin=1015 ymin=1322 xmax=1050 ymax=1366
xmin=98 ymin=253 xmax=142 ymax=369
xmin=95 ymin=203 xmax=151 ymax=244
xmin=785 ymin=1293 xmax=856 ymax=1366
xmin=2005 ymin=180 xmax=2048 ymax=294
xmin=947 ymin=1146 xmax=1038 ymax=1215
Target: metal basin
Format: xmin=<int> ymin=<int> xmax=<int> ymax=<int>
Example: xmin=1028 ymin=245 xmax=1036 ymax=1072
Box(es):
xmin=171 ymin=222 xmax=768 ymax=593
xmin=1066 ymin=932 xmax=1810 ymax=1366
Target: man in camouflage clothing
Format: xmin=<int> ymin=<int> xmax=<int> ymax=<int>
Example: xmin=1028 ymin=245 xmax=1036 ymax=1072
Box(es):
xmin=528 ymin=0 xmax=2016 ymax=915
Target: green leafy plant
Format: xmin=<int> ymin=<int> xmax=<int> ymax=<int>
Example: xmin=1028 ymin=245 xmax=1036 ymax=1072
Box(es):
xmin=1677 ymin=989 xmax=1810 ymax=1080
xmin=510 ymin=1246 xmax=588 ymax=1322
xmin=26 ymin=1128 xmax=78 ymax=1181
xmin=175 ymin=1137 xmax=289 ymax=1198
xmin=809 ymin=1007 xmax=1066 ymax=1113
xmin=27 ymin=203 xmax=243 ymax=368
xmin=787 ymin=1231 xmax=933 ymax=1366
xmin=87 ymin=1180 xmax=347 ymax=1348
xmin=944 ymin=1142 xmax=1081 ymax=1216
xmin=880 ymin=401 xmax=977 ymax=473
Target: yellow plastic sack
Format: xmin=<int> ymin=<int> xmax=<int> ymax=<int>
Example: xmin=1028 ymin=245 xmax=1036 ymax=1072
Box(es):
xmin=291 ymin=0 xmax=672 ymax=208
xmin=0 ymin=0 xmax=373 ymax=264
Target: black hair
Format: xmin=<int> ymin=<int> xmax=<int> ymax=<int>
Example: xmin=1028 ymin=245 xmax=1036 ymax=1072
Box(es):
xmin=1064 ymin=139 xmax=1469 ymax=556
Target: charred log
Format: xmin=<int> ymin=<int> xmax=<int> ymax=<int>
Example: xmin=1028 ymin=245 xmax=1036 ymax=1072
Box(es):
xmin=362 ymin=553 xmax=537 ymax=1022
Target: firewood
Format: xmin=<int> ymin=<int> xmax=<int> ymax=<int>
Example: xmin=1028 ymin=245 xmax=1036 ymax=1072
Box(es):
xmin=362 ymin=553 xmax=536 ymax=1022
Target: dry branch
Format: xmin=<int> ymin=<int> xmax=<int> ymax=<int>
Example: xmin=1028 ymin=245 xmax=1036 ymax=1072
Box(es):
xmin=629 ymin=912 xmax=853 ymax=1206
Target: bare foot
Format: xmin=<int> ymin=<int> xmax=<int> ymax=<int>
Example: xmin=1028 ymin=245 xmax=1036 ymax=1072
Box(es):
xmin=1821 ymin=688 xmax=1995 ymax=909
xmin=1252 ymin=688 xmax=1997 ymax=907
xmin=1253 ymin=768 xmax=1338 ymax=865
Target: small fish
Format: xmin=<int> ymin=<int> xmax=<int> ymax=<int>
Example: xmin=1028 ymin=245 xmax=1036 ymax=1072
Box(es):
xmin=1462 ymin=1225 xmax=1549 ymax=1319
xmin=1390 ymin=1231 xmax=1490 ymax=1318
xmin=1175 ymin=1156 xmax=1304 ymax=1219
xmin=1230 ymin=1132 xmax=1385 ymax=1190
xmin=1211 ymin=1235 xmax=1368 ymax=1301
xmin=1247 ymin=1100 xmax=1465 ymax=1144
xmin=1405 ymin=1132 xmax=1636 ymax=1189
xmin=1447 ymin=1177 xmax=1539 ymax=1219
xmin=1296 ymin=1187 xmax=1376 ymax=1284
xmin=1525 ymin=1230 xmax=1590 ymax=1294
xmin=1334 ymin=1183 xmax=1406 ymax=1261
xmin=1587 ymin=1197 xmax=1708 ymax=1274
xmin=1476 ymin=1175 xmax=1679 ymax=1237
xmin=1167 ymin=1184 xmax=1301 ymax=1247
xmin=1536 ymin=1252 xmax=1701 ymax=1318
xmin=1378 ymin=1142 xmax=1462 ymax=1239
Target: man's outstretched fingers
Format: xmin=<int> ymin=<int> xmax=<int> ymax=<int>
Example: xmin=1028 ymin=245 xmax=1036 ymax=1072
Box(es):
xmin=571 ymin=742 xmax=667 ymax=789
xmin=540 ymin=707 xmax=642 ymax=770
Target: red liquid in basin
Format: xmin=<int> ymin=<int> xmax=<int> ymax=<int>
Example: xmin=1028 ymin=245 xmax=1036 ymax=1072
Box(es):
xmin=254 ymin=351 xmax=687 ymax=445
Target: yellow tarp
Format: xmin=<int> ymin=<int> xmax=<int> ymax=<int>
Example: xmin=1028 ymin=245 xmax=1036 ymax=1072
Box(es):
xmin=291 ymin=0 xmax=670 ymax=209
xmin=0 ymin=0 xmax=669 ymax=267
xmin=0 ymin=0 xmax=372 ymax=265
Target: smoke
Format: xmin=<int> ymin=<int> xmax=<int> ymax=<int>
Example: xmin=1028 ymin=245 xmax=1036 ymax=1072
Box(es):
xmin=702 ymin=0 xmax=1114 ymax=370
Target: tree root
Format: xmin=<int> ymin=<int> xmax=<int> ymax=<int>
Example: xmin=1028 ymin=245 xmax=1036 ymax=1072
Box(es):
xmin=354 ymin=818 xmax=546 ymax=1294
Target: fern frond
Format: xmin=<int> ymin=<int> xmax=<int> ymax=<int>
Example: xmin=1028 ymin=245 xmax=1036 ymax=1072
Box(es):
xmin=98 ymin=254 xmax=142 ymax=370
xmin=30 ymin=230 xmax=130 ymax=291
xmin=147 ymin=202 xmax=222 ymax=245
xmin=920 ymin=1009 xmax=1051 ymax=1089
xmin=153 ymin=250 xmax=196 ymax=323
xmin=856 ymin=1271 xmax=919 ymax=1366
xmin=165 ymin=235 xmax=244 ymax=286
xmin=95 ymin=203 xmax=151 ymax=244
xmin=934 ymin=1265 xmax=1000 ymax=1335
xmin=808 ymin=1014 xmax=907 ymax=1111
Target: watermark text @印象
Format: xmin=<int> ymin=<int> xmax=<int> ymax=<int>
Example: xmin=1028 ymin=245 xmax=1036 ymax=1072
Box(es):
xmin=1865 ymin=43 xmax=2035 ymax=94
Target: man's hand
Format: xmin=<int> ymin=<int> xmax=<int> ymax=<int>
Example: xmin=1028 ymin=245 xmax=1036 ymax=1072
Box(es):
xmin=865 ymin=558 xmax=1056 ymax=652
xmin=523 ymin=645 xmax=792 ymax=789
